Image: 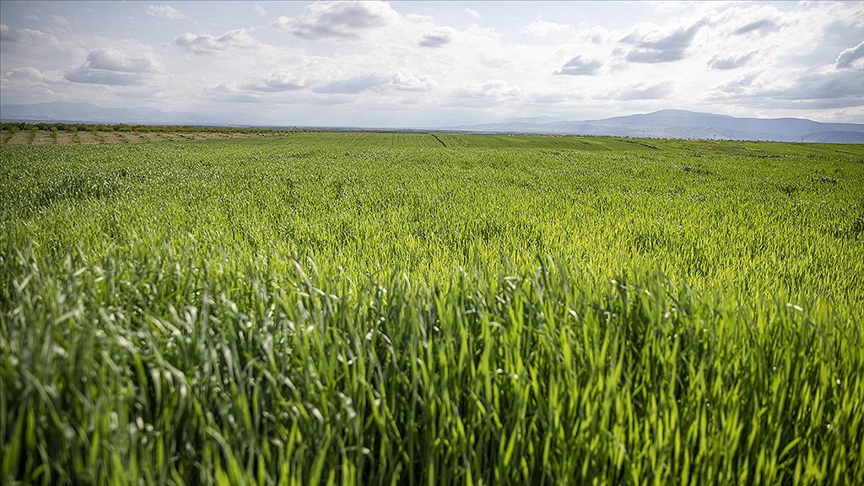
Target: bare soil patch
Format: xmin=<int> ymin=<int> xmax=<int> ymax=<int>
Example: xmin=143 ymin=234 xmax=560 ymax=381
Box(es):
xmin=0 ymin=125 xmax=291 ymax=145
xmin=55 ymin=132 xmax=77 ymax=145
xmin=76 ymin=132 xmax=101 ymax=144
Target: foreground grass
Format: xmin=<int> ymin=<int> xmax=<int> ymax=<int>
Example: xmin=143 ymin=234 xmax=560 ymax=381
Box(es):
xmin=1 ymin=133 xmax=863 ymax=484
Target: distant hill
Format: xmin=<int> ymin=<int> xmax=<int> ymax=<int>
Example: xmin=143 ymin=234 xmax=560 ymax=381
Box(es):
xmin=0 ymin=101 xmax=212 ymax=125
xmin=454 ymin=109 xmax=864 ymax=143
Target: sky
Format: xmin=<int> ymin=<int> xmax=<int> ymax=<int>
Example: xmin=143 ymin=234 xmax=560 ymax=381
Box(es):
xmin=1 ymin=1 xmax=863 ymax=127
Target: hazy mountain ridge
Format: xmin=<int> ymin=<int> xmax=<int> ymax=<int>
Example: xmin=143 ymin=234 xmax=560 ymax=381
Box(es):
xmin=457 ymin=109 xmax=864 ymax=143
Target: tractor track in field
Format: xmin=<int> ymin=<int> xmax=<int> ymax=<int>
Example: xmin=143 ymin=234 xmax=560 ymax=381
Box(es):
xmin=430 ymin=133 xmax=447 ymax=147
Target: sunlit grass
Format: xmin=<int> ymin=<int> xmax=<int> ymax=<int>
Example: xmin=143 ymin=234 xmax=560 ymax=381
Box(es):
xmin=2 ymin=133 xmax=863 ymax=484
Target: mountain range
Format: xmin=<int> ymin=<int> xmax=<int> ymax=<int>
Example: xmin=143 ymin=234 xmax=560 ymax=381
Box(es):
xmin=452 ymin=109 xmax=864 ymax=144
xmin=1 ymin=102 xmax=862 ymax=143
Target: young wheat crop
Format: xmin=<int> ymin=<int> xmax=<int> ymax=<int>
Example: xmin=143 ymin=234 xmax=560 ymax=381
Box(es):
xmin=1 ymin=132 xmax=862 ymax=484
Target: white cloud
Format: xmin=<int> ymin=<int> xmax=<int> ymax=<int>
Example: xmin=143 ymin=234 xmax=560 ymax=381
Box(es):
xmin=389 ymin=72 xmax=436 ymax=92
xmin=273 ymin=1 xmax=398 ymax=40
xmin=174 ymin=29 xmax=257 ymax=54
xmin=1 ymin=66 xmax=63 ymax=83
xmin=146 ymin=5 xmax=187 ymax=20
xmin=87 ymin=48 xmax=158 ymax=73
xmin=836 ymin=41 xmax=864 ymax=69
xmin=2 ymin=66 xmax=45 ymax=82
xmin=466 ymin=8 xmax=482 ymax=20
xmin=66 ymin=48 xmax=158 ymax=86
xmin=66 ymin=48 xmax=160 ymax=86
xmin=254 ymin=5 xmax=268 ymax=17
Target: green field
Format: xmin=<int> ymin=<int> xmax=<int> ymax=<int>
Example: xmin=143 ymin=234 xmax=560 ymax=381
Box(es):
xmin=1 ymin=131 xmax=863 ymax=485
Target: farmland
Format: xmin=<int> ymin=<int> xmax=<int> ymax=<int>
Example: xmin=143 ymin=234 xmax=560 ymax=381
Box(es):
xmin=1 ymin=128 xmax=863 ymax=485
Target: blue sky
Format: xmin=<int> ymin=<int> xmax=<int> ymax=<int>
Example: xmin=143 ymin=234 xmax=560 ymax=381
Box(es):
xmin=1 ymin=1 xmax=862 ymax=126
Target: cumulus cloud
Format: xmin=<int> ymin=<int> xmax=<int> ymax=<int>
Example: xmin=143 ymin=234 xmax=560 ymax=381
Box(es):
xmin=313 ymin=73 xmax=388 ymax=94
xmin=835 ymin=41 xmax=864 ymax=69
xmin=522 ymin=20 xmax=573 ymax=37
xmin=733 ymin=18 xmax=779 ymax=36
xmin=554 ymin=56 xmax=603 ymax=75
xmin=254 ymin=5 xmax=267 ymax=17
xmin=87 ymin=48 xmax=157 ymax=73
xmin=623 ymin=21 xmax=705 ymax=63
xmin=273 ymin=1 xmax=397 ymax=40
xmin=389 ymin=72 xmax=436 ymax=92
xmin=244 ymin=72 xmax=306 ymax=92
xmin=174 ymin=29 xmax=256 ymax=54
xmin=146 ymin=5 xmax=187 ymax=20
xmin=65 ymin=48 xmax=159 ymax=86
xmin=466 ymin=8 xmax=482 ymax=20
xmin=611 ymin=82 xmax=673 ymax=100
xmin=419 ymin=30 xmax=452 ymax=48
xmin=709 ymin=52 xmax=756 ymax=70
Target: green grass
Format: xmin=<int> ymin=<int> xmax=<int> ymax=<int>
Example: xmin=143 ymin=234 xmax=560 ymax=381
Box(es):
xmin=1 ymin=133 xmax=863 ymax=485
